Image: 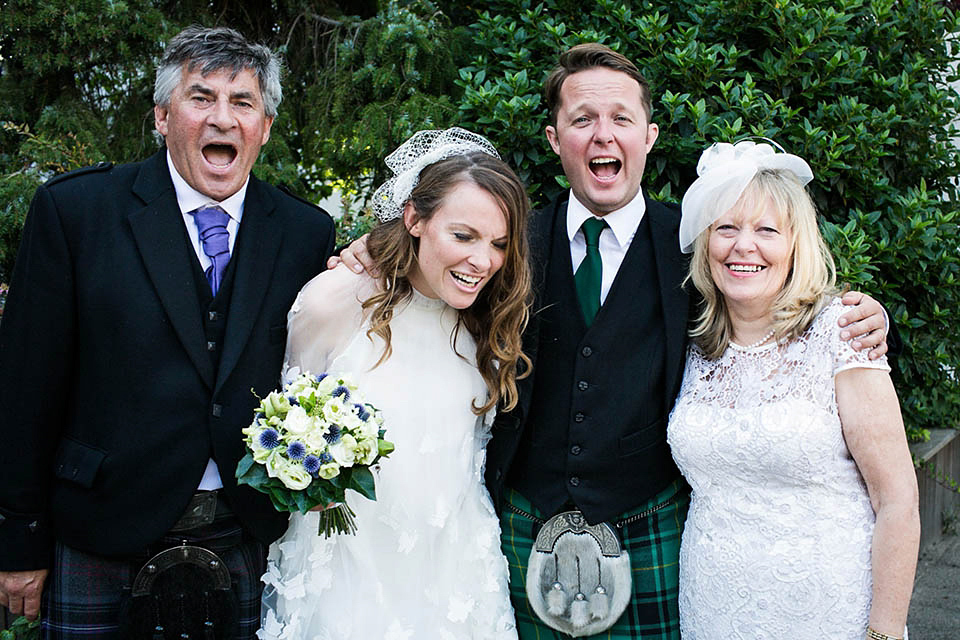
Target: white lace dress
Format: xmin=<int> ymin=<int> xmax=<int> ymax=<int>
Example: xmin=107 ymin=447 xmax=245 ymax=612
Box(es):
xmin=258 ymin=267 xmax=517 ymax=640
xmin=666 ymin=298 xmax=891 ymax=639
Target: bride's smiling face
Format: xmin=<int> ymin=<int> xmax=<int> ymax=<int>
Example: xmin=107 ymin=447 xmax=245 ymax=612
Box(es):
xmin=404 ymin=181 xmax=508 ymax=310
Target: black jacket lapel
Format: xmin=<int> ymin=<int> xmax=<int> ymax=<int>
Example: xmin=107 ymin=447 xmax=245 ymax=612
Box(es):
xmin=128 ymin=152 xmax=214 ymax=388
xmin=215 ymin=176 xmax=282 ymax=393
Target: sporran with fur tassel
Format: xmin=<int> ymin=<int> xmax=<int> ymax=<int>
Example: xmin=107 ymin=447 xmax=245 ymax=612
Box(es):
xmin=525 ymin=511 xmax=631 ymax=637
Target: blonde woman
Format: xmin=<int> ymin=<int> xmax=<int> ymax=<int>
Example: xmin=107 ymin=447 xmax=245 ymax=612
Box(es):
xmin=260 ymin=128 xmax=530 ymax=638
xmin=667 ymin=141 xmax=919 ymax=640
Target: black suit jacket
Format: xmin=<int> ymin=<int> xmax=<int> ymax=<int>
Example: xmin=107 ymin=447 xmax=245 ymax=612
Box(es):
xmin=0 ymin=150 xmax=335 ymax=570
xmin=485 ymin=191 xmax=694 ymax=512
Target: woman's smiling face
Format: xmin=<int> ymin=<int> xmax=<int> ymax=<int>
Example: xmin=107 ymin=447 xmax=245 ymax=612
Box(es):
xmin=405 ymin=181 xmax=508 ymax=309
xmin=708 ymin=197 xmax=794 ymax=318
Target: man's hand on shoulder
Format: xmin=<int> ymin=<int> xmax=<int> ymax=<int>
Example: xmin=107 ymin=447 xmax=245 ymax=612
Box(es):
xmin=839 ymin=290 xmax=888 ymax=360
xmin=326 ymin=233 xmax=376 ymax=275
xmin=0 ymin=569 xmax=48 ymax=621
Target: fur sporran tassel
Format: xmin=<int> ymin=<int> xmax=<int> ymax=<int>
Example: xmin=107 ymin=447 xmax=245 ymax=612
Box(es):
xmin=570 ymin=592 xmax=590 ymax=629
xmin=570 ymin=556 xmax=590 ymax=629
xmin=547 ymin=582 xmax=567 ymax=616
xmin=590 ymin=585 xmax=610 ymax=620
xmin=547 ymin=554 xmax=567 ymax=616
xmin=591 ymin=560 xmax=610 ymax=620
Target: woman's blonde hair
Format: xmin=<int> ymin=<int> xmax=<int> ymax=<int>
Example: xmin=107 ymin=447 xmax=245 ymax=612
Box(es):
xmin=362 ymin=152 xmax=533 ymax=414
xmin=686 ymin=169 xmax=837 ymax=359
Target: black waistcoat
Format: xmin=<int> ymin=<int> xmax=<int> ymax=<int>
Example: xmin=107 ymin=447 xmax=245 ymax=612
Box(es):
xmin=507 ymin=210 xmax=681 ymax=523
xmin=188 ymin=246 xmax=239 ymax=375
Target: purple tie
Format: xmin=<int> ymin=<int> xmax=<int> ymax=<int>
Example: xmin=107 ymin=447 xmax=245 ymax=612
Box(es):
xmin=191 ymin=205 xmax=231 ymax=296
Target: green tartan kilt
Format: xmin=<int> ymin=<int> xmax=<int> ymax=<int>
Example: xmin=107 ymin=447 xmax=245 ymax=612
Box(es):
xmin=500 ymin=479 xmax=690 ymax=640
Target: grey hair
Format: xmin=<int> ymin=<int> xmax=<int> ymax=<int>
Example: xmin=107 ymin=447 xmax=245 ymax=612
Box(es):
xmin=154 ymin=25 xmax=282 ymax=117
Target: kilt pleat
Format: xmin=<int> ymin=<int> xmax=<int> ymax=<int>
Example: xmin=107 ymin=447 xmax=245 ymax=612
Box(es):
xmin=501 ymin=479 xmax=689 ymax=640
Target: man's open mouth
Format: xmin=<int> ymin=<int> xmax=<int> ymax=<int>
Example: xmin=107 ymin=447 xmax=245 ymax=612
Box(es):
xmin=589 ymin=157 xmax=621 ymax=179
xmin=202 ymin=143 xmax=238 ymax=168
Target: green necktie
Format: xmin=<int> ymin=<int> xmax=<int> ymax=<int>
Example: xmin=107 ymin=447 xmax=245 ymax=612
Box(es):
xmin=574 ymin=217 xmax=607 ymax=325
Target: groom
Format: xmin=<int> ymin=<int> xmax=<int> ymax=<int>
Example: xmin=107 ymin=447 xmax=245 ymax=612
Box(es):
xmin=0 ymin=26 xmax=333 ymax=637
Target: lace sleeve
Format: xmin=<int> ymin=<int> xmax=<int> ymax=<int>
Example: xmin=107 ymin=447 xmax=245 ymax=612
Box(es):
xmin=821 ymin=297 xmax=892 ymax=377
xmin=282 ymin=266 xmax=373 ymax=382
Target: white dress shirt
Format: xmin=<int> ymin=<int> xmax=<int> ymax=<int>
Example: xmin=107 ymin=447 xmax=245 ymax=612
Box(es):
xmin=565 ymin=188 xmax=647 ymax=304
xmin=166 ymin=151 xmax=250 ymax=491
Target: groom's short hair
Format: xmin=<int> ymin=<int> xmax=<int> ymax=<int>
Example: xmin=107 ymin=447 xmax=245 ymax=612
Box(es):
xmin=544 ymin=43 xmax=653 ymax=125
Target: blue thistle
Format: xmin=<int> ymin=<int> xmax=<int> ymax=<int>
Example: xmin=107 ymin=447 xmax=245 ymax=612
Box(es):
xmin=355 ymin=403 xmax=371 ymax=422
xmin=287 ymin=395 xmax=299 ymax=406
xmin=332 ymin=385 xmax=350 ymax=401
xmin=319 ymin=452 xmax=333 ymax=464
xmin=303 ymin=454 xmax=321 ymax=474
xmin=286 ymin=441 xmax=306 ymax=461
xmin=323 ymin=424 xmax=342 ymax=444
xmin=258 ymin=428 xmax=280 ymax=449
xmin=316 ymin=373 xmax=328 ymax=383
xmin=254 ymin=411 xmax=265 ymax=421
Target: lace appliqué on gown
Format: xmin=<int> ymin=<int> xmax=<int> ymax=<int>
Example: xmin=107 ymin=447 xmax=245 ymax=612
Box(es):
xmin=259 ymin=268 xmax=516 ymax=639
xmin=667 ymin=298 xmax=891 ymax=640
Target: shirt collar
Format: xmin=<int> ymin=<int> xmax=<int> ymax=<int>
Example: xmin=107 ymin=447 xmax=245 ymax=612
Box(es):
xmin=166 ymin=150 xmax=247 ymax=222
xmin=565 ymin=188 xmax=647 ymax=247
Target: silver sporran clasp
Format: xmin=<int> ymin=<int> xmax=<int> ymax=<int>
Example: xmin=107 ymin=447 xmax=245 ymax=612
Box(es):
xmin=525 ymin=511 xmax=632 ymax=637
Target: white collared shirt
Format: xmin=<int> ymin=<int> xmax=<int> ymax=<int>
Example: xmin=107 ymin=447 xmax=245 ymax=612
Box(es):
xmin=566 ymin=189 xmax=647 ymax=304
xmin=167 ymin=151 xmax=247 ymax=273
xmin=166 ymin=151 xmax=251 ymax=491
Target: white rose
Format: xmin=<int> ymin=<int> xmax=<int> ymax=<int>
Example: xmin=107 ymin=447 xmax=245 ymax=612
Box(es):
xmin=329 ymin=433 xmax=358 ymax=468
xmin=283 ymin=405 xmax=313 ymax=435
xmin=354 ymin=435 xmax=379 ymax=466
xmin=318 ymin=462 xmax=340 ymax=480
xmin=277 ymin=463 xmax=312 ymax=491
xmin=264 ymin=450 xmax=286 ymax=478
xmin=302 ymin=428 xmax=330 ymax=453
xmin=322 ymin=397 xmax=348 ymax=424
xmin=340 ymin=408 xmax=363 ymax=431
xmin=286 ymin=372 xmax=315 ymax=397
xmin=315 ymin=374 xmax=339 ymax=396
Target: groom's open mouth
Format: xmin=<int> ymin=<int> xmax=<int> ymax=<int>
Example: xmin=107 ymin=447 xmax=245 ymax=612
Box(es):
xmin=202 ymin=143 xmax=238 ymax=168
xmin=589 ymin=157 xmax=622 ymax=180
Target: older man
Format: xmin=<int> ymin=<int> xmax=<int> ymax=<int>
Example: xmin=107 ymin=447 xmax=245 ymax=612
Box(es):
xmin=0 ymin=26 xmax=333 ymax=638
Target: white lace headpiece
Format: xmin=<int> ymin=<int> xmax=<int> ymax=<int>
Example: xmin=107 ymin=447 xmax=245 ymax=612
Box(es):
xmin=371 ymin=127 xmax=501 ymax=222
xmin=679 ymin=139 xmax=813 ymax=253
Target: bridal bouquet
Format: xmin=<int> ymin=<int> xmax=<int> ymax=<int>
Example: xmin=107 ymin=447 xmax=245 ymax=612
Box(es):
xmin=236 ymin=371 xmax=394 ymax=536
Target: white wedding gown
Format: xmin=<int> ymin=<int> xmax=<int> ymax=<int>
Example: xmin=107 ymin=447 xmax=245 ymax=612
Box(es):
xmin=259 ymin=267 xmax=517 ymax=640
xmin=667 ymin=298 xmax=891 ymax=639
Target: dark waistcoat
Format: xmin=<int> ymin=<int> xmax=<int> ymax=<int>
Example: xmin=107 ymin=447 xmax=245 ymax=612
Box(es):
xmin=507 ymin=211 xmax=681 ymax=523
xmin=189 ymin=246 xmax=238 ymax=375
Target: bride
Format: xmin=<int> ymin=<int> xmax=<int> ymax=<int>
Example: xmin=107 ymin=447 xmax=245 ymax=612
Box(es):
xmin=258 ymin=128 xmax=530 ymax=639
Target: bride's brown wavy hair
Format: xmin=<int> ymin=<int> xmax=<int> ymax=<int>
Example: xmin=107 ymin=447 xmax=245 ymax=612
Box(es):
xmin=362 ymin=152 xmax=533 ymax=414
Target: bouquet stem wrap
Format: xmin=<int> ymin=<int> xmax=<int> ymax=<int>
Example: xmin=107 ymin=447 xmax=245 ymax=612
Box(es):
xmin=318 ymin=503 xmax=358 ymax=537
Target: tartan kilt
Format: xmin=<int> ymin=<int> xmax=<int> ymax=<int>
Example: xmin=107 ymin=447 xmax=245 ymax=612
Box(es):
xmin=500 ymin=479 xmax=689 ymax=640
xmin=40 ymin=501 xmax=266 ymax=640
